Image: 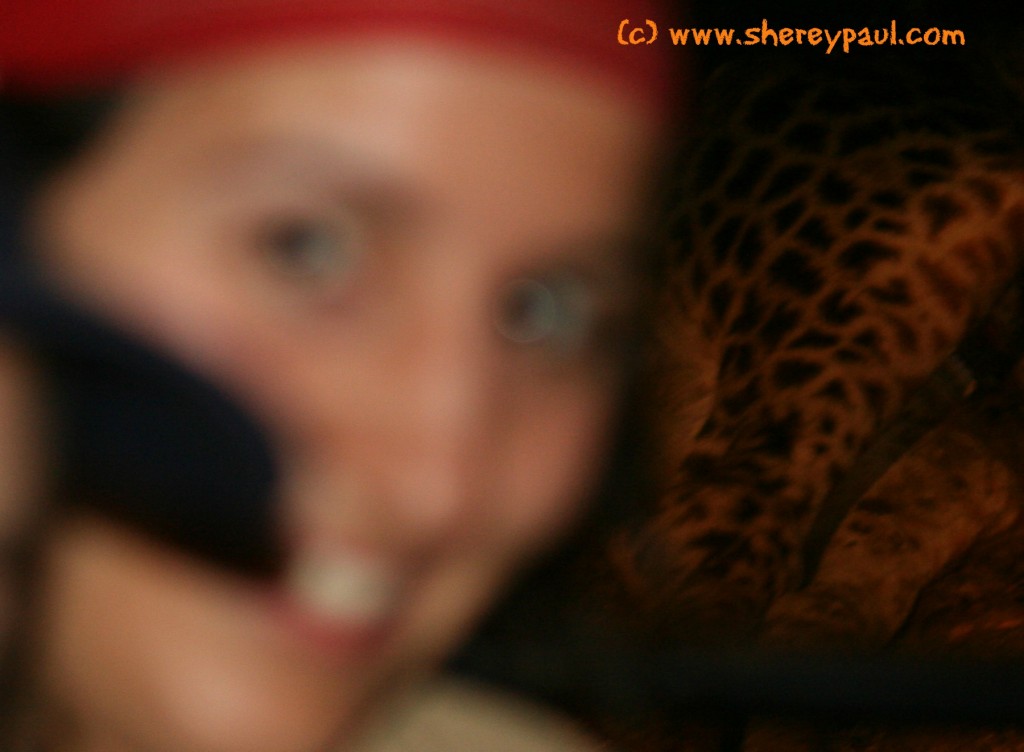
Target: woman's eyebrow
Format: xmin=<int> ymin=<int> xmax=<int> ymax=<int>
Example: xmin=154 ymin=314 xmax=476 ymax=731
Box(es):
xmin=530 ymin=233 xmax=644 ymax=275
xmin=195 ymin=135 xmax=429 ymax=222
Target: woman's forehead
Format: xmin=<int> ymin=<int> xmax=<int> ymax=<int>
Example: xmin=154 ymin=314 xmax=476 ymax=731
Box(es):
xmin=127 ymin=38 xmax=660 ymax=144
xmin=66 ymin=44 xmax=657 ymax=247
xmin=96 ymin=39 xmax=656 ymax=183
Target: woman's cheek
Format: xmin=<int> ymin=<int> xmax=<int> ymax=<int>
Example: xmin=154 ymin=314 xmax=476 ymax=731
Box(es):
xmin=502 ymin=379 xmax=618 ymax=553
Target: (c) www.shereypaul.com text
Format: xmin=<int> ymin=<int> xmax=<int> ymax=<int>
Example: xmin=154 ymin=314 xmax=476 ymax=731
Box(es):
xmin=616 ymin=19 xmax=966 ymax=54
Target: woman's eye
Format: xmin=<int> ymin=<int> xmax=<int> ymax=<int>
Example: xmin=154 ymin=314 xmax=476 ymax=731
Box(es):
xmin=495 ymin=275 xmax=598 ymax=357
xmin=257 ymin=216 xmax=360 ymax=283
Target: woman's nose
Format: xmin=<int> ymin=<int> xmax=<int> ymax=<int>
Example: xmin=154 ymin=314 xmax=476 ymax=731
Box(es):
xmin=285 ymin=304 xmax=499 ymax=551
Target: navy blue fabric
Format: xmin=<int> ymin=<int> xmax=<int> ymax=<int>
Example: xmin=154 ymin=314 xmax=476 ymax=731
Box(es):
xmin=0 ymin=156 xmax=280 ymax=575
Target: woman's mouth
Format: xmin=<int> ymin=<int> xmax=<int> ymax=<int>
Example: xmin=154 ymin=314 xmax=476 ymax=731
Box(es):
xmin=270 ymin=548 xmax=404 ymax=660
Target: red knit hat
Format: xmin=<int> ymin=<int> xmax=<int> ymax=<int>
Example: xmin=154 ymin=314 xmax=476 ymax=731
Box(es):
xmin=2 ymin=0 xmax=681 ymax=117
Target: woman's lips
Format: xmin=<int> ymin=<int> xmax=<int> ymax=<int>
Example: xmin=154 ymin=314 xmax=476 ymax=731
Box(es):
xmin=269 ymin=548 xmax=404 ymax=660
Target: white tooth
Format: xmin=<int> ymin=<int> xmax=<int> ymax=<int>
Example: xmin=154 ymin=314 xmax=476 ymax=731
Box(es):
xmin=287 ymin=552 xmax=399 ymax=622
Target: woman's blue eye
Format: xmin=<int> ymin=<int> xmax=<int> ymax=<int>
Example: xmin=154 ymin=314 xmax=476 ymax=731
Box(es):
xmin=495 ymin=276 xmax=594 ymax=356
xmin=259 ymin=217 xmax=357 ymax=281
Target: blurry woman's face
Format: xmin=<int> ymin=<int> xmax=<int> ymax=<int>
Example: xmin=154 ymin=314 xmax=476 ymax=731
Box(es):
xmin=31 ymin=40 xmax=658 ymax=752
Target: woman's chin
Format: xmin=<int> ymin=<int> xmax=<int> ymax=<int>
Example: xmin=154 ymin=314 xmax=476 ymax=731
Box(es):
xmin=152 ymin=661 xmax=336 ymax=752
xmin=145 ymin=682 xmax=360 ymax=752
